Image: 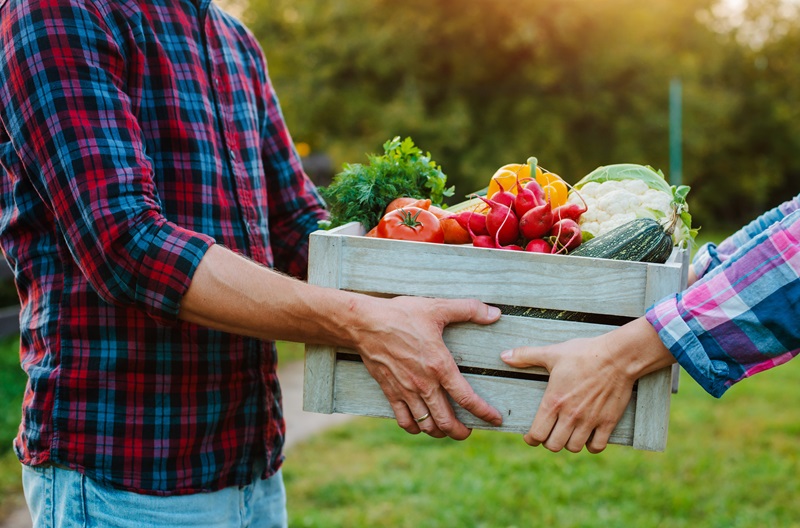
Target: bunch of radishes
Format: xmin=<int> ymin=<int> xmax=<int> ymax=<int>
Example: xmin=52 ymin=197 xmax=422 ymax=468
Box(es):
xmin=454 ymin=178 xmax=587 ymax=253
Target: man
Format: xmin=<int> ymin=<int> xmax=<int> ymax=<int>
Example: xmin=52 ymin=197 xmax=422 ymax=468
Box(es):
xmin=502 ymin=194 xmax=799 ymax=454
xmin=0 ymin=1 xmax=502 ymax=525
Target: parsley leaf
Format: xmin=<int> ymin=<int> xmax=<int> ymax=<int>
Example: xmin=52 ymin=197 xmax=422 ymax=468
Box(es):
xmin=319 ymin=136 xmax=454 ymax=229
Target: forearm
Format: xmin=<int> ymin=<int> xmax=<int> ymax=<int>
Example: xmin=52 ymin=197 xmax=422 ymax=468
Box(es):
xmin=604 ymin=317 xmax=676 ymax=380
xmin=179 ymin=244 xmax=365 ymax=347
xmin=180 ymin=244 xmax=505 ymax=438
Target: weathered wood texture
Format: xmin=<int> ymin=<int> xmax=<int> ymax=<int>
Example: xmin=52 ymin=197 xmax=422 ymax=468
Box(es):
xmin=304 ymin=222 xmax=687 ymax=451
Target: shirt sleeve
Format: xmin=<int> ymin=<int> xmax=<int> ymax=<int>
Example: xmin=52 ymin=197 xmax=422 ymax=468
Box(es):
xmin=692 ymin=195 xmax=800 ymax=279
xmin=0 ymin=2 xmax=214 ymax=324
xmin=646 ymin=194 xmax=800 ymax=397
xmin=260 ymin=74 xmax=328 ymax=280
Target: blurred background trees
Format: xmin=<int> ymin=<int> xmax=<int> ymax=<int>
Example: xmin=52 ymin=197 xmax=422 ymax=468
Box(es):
xmin=240 ymin=0 xmax=799 ymax=231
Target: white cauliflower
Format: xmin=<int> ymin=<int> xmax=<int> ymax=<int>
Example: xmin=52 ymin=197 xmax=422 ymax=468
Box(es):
xmin=568 ymin=164 xmax=696 ymax=246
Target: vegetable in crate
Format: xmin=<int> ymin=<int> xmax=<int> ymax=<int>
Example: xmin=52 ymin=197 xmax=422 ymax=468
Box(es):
xmin=499 ymin=216 xmax=678 ymax=322
xmin=567 ymin=164 xmax=697 ymax=246
xmin=375 ymin=206 xmax=445 ymax=243
xmin=569 ymin=217 xmax=676 ymax=263
xmin=382 ymin=197 xmax=470 ymax=244
xmin=319 ymin=136 xmax=454 ymax=230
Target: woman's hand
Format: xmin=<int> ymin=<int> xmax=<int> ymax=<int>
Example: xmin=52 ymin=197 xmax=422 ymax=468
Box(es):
xmin=500 ymin=318 xmax=675 ymax=453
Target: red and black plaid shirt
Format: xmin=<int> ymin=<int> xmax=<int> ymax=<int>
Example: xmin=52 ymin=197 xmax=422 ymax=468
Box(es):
xmin=0 ymin=0 xmax=326 ymax=494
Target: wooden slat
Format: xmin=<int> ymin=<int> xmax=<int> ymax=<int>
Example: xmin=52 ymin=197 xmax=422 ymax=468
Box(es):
xmin=303 ymin=228 xmax=358 ymax=414
xmin=444 ymin=316 xmax=618 ymax=375
xmin=326 ymin=315 xmax=618 ymax=377
xmin=632 ymin=367 xmax=673 ymax=451
xmin=332 ymin=360 xmax=636 ymax=446
xmin=671 ymin=248 xmax=691 ymax=394
xmin=323 ymin=227 xmax=683 ymax=317
xmin=631 ymin=256 xmax=687 ymax=451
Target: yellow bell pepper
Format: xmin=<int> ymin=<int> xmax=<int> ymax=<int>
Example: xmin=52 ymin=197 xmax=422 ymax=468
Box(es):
xmin=528 ymin=157 xmax=568 ymax=207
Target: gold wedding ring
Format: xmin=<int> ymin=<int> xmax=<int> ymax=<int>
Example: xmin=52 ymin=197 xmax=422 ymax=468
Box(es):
xmin=414 ymin=412 xmax=431 ymax=423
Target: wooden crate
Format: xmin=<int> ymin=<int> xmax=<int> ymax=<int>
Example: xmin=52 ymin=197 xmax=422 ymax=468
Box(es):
xmin=303 ymin=222 xmax=689 ymax=451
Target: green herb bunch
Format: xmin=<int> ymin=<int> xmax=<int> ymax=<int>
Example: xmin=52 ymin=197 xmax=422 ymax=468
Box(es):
xmin=319 ymin=136 xmax=455 ymax=229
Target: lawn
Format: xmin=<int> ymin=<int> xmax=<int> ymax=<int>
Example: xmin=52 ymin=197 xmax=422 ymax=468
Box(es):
xmin=284 ymin=362 xmax=800 ymax=528
xmin=0 ymin=334 xmax=25 ymax=519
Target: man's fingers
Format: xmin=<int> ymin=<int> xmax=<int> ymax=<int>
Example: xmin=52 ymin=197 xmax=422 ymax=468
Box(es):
xmin=408 ymin=399 xmax=449 ymax=439
xmin=424 ymin=392 xmax=470 ymax=440
xmin=439 ymin=299 xmax=501 ymax=326
xmin=439 ymin=365 xmax=503 ymax=427
xmin=389 ymin=401 xmax=421 ymax=435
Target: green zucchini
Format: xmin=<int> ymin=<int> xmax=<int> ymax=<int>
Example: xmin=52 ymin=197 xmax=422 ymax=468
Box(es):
xmin=569 ymin=217 xmax=674 ymax=264
xmin=501 ymin=218 xmax=675 ymax=323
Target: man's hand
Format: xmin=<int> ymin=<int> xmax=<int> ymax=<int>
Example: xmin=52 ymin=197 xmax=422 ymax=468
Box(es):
xmin=355 ymin=296 xmax=504 ymax=440
xmin=500 ymin=318 xmax=675 ymax=453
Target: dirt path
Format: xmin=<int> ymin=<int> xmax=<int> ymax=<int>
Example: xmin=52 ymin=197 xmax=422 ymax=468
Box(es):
xmin=0 ymin=360 xmax=353 ymax=528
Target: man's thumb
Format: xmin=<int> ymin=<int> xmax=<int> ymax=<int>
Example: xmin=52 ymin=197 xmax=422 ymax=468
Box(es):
xmin=500 ymin=347 xmax=549 ymax=369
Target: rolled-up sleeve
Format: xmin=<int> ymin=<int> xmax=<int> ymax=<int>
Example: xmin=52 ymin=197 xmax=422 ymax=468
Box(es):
xmin=692 ymin=195 xmax=800 ymax=280
xmin=647 ymin=196 xmax=800 ymax=397
xmin=0 ymin=1 xmax=214 ymax=323
xmin=260 ymin=77 xmax=328 ymax=279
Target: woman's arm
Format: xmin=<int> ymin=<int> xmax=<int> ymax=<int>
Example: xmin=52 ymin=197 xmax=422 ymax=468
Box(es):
xmin=693 ymin=194 xmax=800 ymax=279
xmin=500 ymin=201 xmax=800 ymax=452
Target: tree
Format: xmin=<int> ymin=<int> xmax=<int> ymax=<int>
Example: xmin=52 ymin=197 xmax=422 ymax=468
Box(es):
xmin=243 ymin=0 xmax=798 ymax=229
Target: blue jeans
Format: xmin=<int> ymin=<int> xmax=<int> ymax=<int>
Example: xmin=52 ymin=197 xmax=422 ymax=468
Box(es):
xmin=22 ymin=463 xmax=287 ymax=528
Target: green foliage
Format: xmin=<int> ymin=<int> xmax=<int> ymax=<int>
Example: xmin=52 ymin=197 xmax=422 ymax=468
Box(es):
xmin=277 ymin=341 xmax=305 ymax=364
xmin=243 ymin=0 xmax=799 ymax=230
xmin=0 ymin=335 xmax=23 ymax=452
xmin=0 ymin=334 xmax=24 ymax=515
xmin=319 ymin=136 xmax=453 ymax=229
xmin=284 ymin=362 xmax=800 ymax=527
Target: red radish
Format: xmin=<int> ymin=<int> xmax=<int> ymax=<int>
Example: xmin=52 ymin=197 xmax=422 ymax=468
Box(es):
xmin=550 ymin=218 xmax=582 ymax=253
xmin=497 ymin=244 xmax=524 ymax=251
xmin=461 ymin=208 xmax=497 ymax=248
xmin=518 ymin=201 xmax=553 ymax=241
xmin=472 ymin=235 xmax=498 ymax=248
xmin=525 ymin=239 xmax=552 ymax=253
xmin=552 ymin=202 xmax=587 ymax=222
xmin=514 ymin=180 xmax=540 ymax=217
xmin=454 ymin=210 xmax=490 ymax=237
xmin=489 ymin=181 xmax=516 ymax=212
xmin=524 ymin=180 xmax=546 ymax=206
xmin=552 ymin=189 xmax=587 ymax=222
xmin=479 ymin=196 xmax=519 ymax=247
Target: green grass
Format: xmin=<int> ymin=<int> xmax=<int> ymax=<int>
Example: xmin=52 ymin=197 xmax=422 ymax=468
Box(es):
xmin=0 ymin=334 xmax=25 ymax=517
xmin=278 ymin=341 xmax=307 ymax=365
xmin=284 ymin=363 xmax=800 ymax=528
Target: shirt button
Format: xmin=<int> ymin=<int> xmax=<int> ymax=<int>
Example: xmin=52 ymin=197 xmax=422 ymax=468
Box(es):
xmin=215 ymin=77 xmax=221 ymax=87
xmin=230 ymin=149 xmax=236 ymax=161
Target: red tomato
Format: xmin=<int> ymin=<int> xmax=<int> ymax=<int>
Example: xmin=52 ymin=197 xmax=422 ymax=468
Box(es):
xmin=375 ymin=207 xmax=444 ymax=243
